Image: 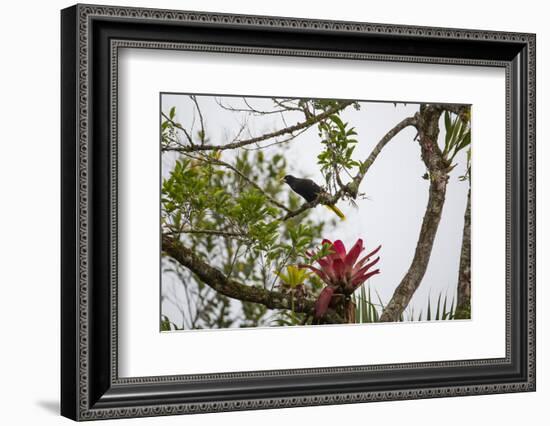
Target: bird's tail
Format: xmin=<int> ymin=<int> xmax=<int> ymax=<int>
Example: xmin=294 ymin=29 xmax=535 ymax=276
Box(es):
xmin=324 ymin=204 xmax=346 ymax=220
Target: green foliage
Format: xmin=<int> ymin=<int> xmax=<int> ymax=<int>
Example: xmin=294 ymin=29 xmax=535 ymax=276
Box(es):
xmin=313 ymin=99 xmax=360 ymax=112
xmin=442 ymin=110 xmax=471 ymax=181
xmin=454 ymin=303 xmax=471 ymax=320
xmin=270 ymin=309 xmax=303 ymax=327
xmin=317 ymin=114 xmax=361 ymax=193
xmin=353 ymin=285 xmax=380 ymax=323
xmin=414 ymin=291 xmax=456 ymax=322
xmin=161 ymin=107 xmax=179 ymax=147
xmin=301 ymin=240 xmax=334 ymax=265
xmin=353 ymin=286 xmax=457 ymax=323
xmin=274 ymin=265 xmax=311 ymax=289
xmin=161 ymin=105 xmax=329 ymax=329
xmin=160 ymin=315 xmax=180 ymax=331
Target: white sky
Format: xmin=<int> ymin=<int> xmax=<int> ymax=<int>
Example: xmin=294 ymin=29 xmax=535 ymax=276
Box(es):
xmin=161 ymin=94 xmax=469 ymax=324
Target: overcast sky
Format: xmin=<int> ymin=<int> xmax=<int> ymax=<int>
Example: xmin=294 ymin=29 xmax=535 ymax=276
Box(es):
xmin=161 ymin=94 xmax=469 ymax=325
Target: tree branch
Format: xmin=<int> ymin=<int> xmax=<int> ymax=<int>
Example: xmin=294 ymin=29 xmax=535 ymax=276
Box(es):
xmin=440 ymin=104 xmax=470 ymax=119
xmin=278 ymin=115 xmax=417 ymax=222
xmin=216 ymin=97 xmax=295 ymax=116
xmin=161 ymin=112 xmax=193 ymax=146
xmin=348 ymin=116 xmax=417 ymax=196
xmin=190 ymin=95 xmax=206 ymax=145
xmin=163 ymin=235 xmax=344 ymax=323
xmin=380 ymin=105 xmax=450 ymax=322
xmin=173 ymin=229 xmax=247 ymax=240
xmin=279 ymin=191 xmax=342 ymax=222
xmin=168 ymin=101 xmax=354 ymax=153
xmin=454 ymin=188 xmax=471 ymax=319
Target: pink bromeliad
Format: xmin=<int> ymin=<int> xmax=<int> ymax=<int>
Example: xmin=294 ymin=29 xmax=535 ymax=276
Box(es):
xmin=301 ymin=238 xmax=381 ymax=320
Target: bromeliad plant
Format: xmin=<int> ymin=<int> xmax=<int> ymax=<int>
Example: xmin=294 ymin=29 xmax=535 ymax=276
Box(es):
xmin=274 ymin=265 xmax=311 ymax=297
xmin=273 ymin=265 xmax=313 ymax=316
xmin=300 ymin=238 xmax=381 ymax=323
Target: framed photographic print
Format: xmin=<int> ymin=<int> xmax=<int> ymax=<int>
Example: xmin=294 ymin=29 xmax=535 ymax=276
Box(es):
xmin=61 ymin=3 xmax=536 ymax=421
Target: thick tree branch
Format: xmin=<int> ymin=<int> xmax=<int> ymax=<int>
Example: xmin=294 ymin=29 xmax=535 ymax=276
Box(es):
xmin=163 ymin=235 xmax=344 ymax=323
xmin=440 ymin=104 xmax=470 ymax=120
xmin=380 ymin=105 xmax=450 ymax=322
xmin=454 ymin=188 xmax=471 ymax=319
xmin=167 ymin=101 xmax=354 ymax=153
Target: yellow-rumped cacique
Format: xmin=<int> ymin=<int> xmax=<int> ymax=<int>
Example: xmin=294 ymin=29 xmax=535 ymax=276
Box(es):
xmin=282 ymin=175 xmax=345 ymax=220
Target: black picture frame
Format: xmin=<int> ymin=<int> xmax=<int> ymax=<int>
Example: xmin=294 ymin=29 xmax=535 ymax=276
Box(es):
xmin=61 ymin=3 xmax=536 ymax=421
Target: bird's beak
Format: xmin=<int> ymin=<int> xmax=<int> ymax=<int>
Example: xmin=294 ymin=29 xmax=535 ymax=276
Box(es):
xmin=280 ymin=177 xmax=285 ymax=182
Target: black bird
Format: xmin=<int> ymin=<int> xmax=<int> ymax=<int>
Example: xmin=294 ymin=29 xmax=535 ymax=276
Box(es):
xmin=282 ymin=175 xmax=345 ymax=220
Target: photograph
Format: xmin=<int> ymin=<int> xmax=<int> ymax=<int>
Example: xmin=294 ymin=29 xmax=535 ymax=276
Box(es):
xmin=160 ymin=94 xmax=472 ymax=330
xmin=56 ymin=3 xmax=536 ymax=420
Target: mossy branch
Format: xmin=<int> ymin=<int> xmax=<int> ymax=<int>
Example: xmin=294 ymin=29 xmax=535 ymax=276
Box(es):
xmin=162 ymin=234 xmax=344 ymax=324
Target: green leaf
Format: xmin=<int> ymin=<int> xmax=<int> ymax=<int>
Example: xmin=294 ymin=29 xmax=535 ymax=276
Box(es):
xmin=435 ymin=293 xmax=442 ymax=321
xmin=329 ymin=114 xmax=346 ymax=133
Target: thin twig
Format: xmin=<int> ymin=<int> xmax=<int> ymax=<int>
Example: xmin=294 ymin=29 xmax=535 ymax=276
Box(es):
xmin=171 ymin=101 xmax=353 ymax=152
xmin=161 ymin=112 xmax=193 ymax=145
xmin=216 ymin=97 xmax=288 ymax=116
xmin=241 ymin=127 xmax=310 ymax=151
xmin=278 ymin=115 xmax=418 ymax=222
xmin=166 ymin=228 xmax=248 ymax=243
xmin=190 ymin=95 xmax=206 ymax=145
xmin=349 ymin=116 xmax=417 ymax=196
xmin=272 ymin=98 xmax=303 ymax=113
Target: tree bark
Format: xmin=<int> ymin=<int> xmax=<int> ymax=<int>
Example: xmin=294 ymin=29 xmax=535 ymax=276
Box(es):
xmin=380 ymin=105 xmax=450 ymax=322
xmin=454 ymin=188 xmax=471 ymax=319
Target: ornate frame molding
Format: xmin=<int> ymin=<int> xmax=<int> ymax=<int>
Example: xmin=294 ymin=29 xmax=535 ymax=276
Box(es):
xmin=61 ymin=4 xmax=535 ymax=421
